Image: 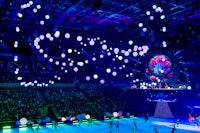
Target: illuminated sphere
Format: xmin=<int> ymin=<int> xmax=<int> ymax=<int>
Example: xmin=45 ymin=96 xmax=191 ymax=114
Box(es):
xmin=77 ymin=36 xmax=82 ymax=41
xmin=55 ymin=61 xmax=59 ymax=65
xmin=100 ymin=79 xmax=105 ymax=84
xmin=68 ymin=49 xmax=72 ymax=53
xmin=62 ymin=62 xmax=66 ymax=66
xmin=61 ymin=117 xmax=67 ymax=122
xmin=124 ymin=51 xmax=129 ymax=56
xmin=92 ymin=57 xmax=96 ymax=61
xmin=61 ymin=53 xmax=66 ymax=58
xmin=114 ymin=48 xmax=119 ymax=54
xmin=20 ymin=117 xmax=28 ymax=125
xmin=85 ymin=114 xmax=90 ymax=119
xmin=93 ymin=74 xmax=98 ymax=79
xmin=46 ymin=33 xmax=51 ymax=38
xmin=133 ymin=52 xmax=138 ymax=57
xmin=150 ymin=16 xmax=154 ymax=20
xmin=124 ymin=59 xmax=129 ymax=63
xmin=129 ymin=40 xmax=133 ymax=45
xmin=40 ymin=20 xmax=44 ymax=25
xmin=39 ymin=49 xmax=43 ymax=53
xmin=112 ymin=71 xmax=117 ymax=76
xmin=113 ymin=112 xmax=118 ymax=117
xmin=106 ymin=68 xmax=111 ymax=73
xmin=54 ymin=31 xmax=60 ymax=38
xmin=102 ymin=44 xmax=107 ymax=50
xmin=39 ymin=35 xmax=45 ymax=40
xmin=33 ymin=8 xmax=37 ymax=13
xmin=65 ymin=33 xmax=70 ymax=39
xmin=49 ymin=58 xmax=53 ymax=62
xmin=138 ymin=23 xmax=143 ymax=27
xmin=74 ymin=67 xmax=78 ymax=72
xmin=44 ymin=54 xmax=48 ymax=58
xmin=86 ymin=76 xmax=91 ymax=81
xmin=45 ymin=15 xmax=50 ymax=19
xmin=89 ymin=39 xmax=95 ymax=46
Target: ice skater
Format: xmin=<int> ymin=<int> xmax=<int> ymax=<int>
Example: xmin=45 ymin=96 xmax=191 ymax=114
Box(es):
xmin=133 ymin=121 xmax=137 ymax=129
xmin=154 ymin=127 xmax=158 ymax=133
xmin=144 ymin=113 xmax=149 ymax=121
xmin=116 ymin=121 xmax=119 ymax=132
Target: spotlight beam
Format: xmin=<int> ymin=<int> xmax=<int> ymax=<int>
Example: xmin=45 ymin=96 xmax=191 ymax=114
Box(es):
xmin=128 ymin=57 xmax=141 ymax=64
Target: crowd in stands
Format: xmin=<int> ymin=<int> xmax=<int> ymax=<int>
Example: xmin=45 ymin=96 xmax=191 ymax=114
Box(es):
xmin=0 ymin=87 xmax=43 ymax=122
xmin=0 ymin=85 xmax=127 ymax=124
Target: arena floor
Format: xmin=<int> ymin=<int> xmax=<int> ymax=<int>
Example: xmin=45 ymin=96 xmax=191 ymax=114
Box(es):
xmin=1 ymin=116 xmax=200 ymax=133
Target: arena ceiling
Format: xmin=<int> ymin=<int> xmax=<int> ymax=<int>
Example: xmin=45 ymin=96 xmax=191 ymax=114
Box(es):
xmin=0 ymin=0 xmax=200 ymax=88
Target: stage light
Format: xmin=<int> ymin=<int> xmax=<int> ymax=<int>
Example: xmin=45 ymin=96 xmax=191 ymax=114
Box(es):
xmin=58 ymin=77 xmax=61 ymax=80
xmin=92 ymin=57 xmax=96 ymax=61
xmin=100 ymin=54 xmax=104 ymax=58
xmin=17 ymin=77 xmax=22 ymax=80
